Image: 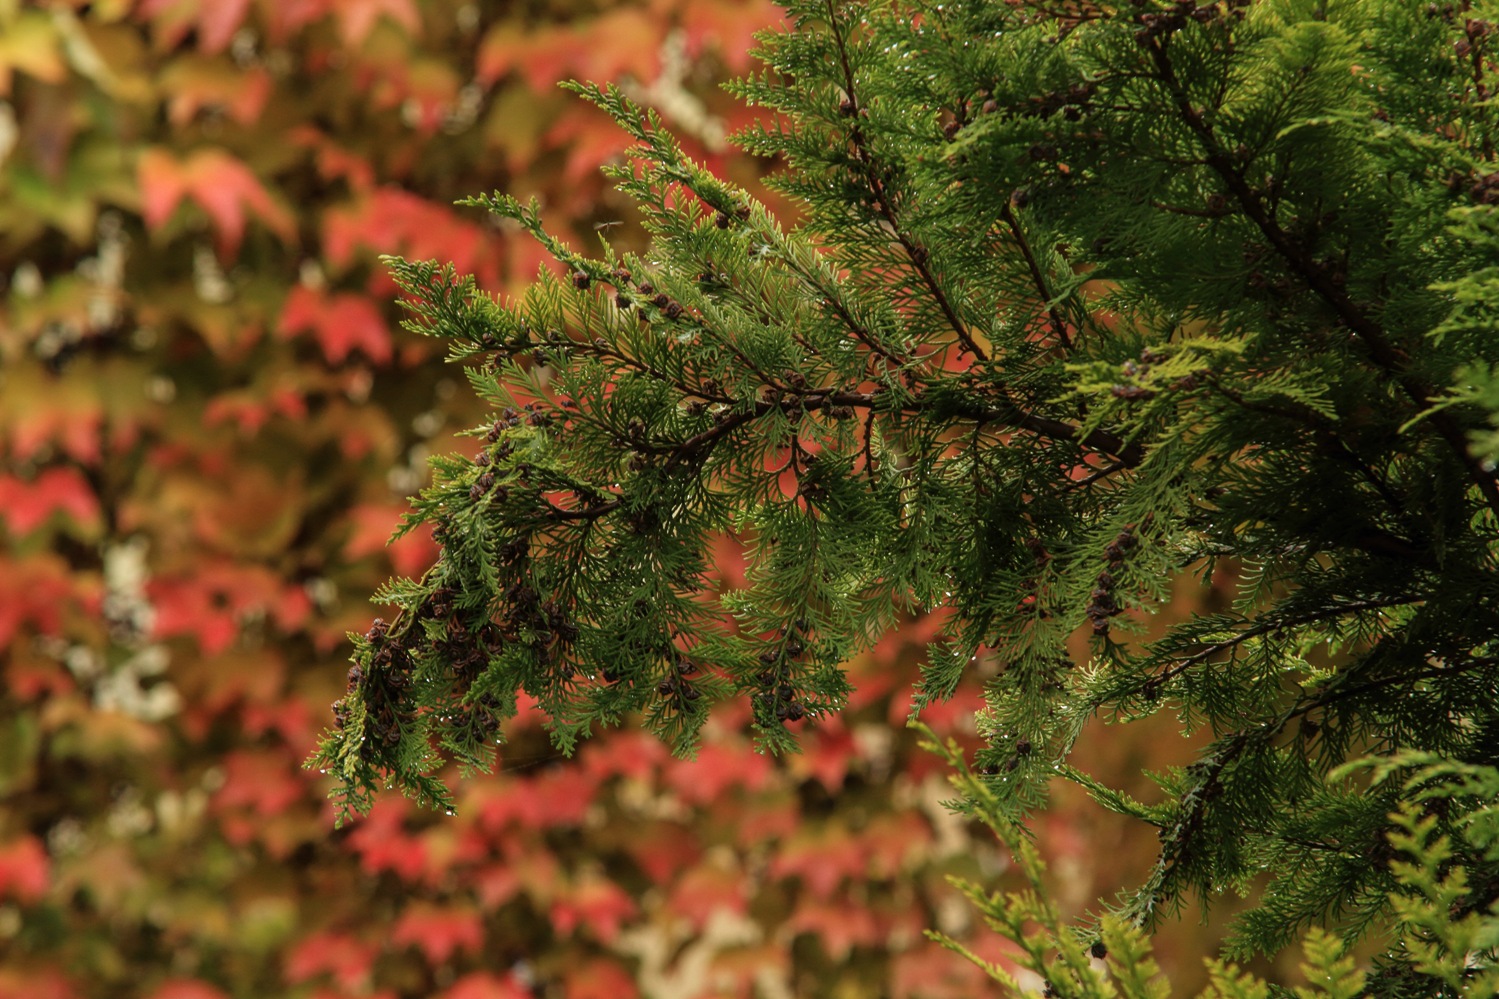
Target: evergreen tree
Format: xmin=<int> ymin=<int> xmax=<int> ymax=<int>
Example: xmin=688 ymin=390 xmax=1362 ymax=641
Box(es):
xmin=313 ymin=0 xmax=1499 ymax=990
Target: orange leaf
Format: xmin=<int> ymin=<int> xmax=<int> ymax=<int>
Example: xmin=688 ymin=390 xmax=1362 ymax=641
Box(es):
xmin=478 ymin=10 xmax=658 ymax=90
xmin=0 ymin=968 xmax=77 ymax=999
xmin=162 ymin=61 xmax=273 ymax=126
xmin=136 ymin=0 xmax=253 ymax=54
xmin=137 ymin=147 xmax=188 ymax=232
xmin=334 ymin=0 xmax=422 ymax=48
xmin=562 ymin=959 xmax=638 ymax=999
xmin=0 ymin=554 xmax=88 ymax=648
xmin=0 ymin=11 xmax=67 ymax=96
xmin=666 ymin=864 xmax=746 ymax=929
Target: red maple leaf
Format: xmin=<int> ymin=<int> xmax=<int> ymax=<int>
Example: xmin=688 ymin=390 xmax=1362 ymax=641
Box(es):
xmin=0 ymin=836 xmax=49 ymax=904
xmin=441 ymin=971 xmax=531 ymax=999
xmin=579 ymin=729 xmax=666 ymax=782
xmin=680 ymin=0 xmax=783 ymax=73
xmin=321 ymin=188 xmax=501 ymax=288
xmin=391 ymin=902 xmax=484 ymax=964
xmin=787 ymin=717 xmax=856 ymax=792
xmin=862 ymin=812 xmax=933 ymax=879
xmin=549 ymin=876 xmax=636 ymax=943
xmin=477 ymin=11 xmax=659 ymax=91
xmin=212 ymin=749 xmax=311 ymax=827
xmin=666 ymin=864 xmax=747 ymax=929
xmin=767 ymin=825 xmax=866 ymax=899
xmin=333 ymin=0 xmax=421 ymax=48
xmin=346 ymin=800 xmax=429 ymax=882
xmin=787 ymin=899 xmax=881 ymax=960
xmin=278 ymin=285 xmax=394 ymax=365
xmin=150 ymin=562 xmax=311 ymax=656
xmin=666 ymin=741 xmax=772 ymax=805
xmin=138 ymin=147 xmax=295 ymax=256
xmin=623 ymin=821 xmax=701 ymax=885
xmin=136 ymin=0 xmax=253 ymax=54
xmin=284 ymin=931 xmax=376 ymax=992
xmin=148 ymin=981 xmax=230 ymax=999
xmin=527 ymin=767 xmax=598 ymax=829
xmin=345 ymin=503 xmax=438 ymax=578
xmin=892 ymin=936 xmax=1022 ymax=999
xmin=0 ymin=468 xmax=100 ymax=536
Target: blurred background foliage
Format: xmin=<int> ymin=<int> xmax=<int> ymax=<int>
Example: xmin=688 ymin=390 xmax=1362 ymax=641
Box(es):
xmin=0 ymin=1 xmax=1236 ymax=997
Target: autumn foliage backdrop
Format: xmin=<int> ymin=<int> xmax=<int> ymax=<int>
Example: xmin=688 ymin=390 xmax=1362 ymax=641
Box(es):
xmin=0 ymin=2 xmax=1229 ymax=997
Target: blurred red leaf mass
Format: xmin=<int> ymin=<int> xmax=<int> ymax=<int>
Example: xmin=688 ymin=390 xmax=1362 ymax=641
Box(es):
xmin=279 ymin=286 xmax=394 ymax=365
xmin=150 ymin=983 xmax=232 ymax=999
xmin=138 ymin=146 xmax=296 ymax=254
xmin=0 ymin=468 xmax=100 ymax=535
xmin=392 ymin=902 xmax=486 ymax=964
xmin=0 ymin=836 xmax=50 ymax=903
xmin=442 ymin=971 xmax=532 ymax=999
xmin=284 ymin=931 xmax=377 ymax=991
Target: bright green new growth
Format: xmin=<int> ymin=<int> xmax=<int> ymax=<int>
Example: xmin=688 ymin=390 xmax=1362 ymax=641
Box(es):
xmin=926 ymin=736 xmax=1499 ymax=998
xmin=312 ymin=0 xmax=1499 ymax=988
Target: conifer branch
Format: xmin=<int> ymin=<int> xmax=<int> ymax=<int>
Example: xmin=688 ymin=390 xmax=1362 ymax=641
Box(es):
xmin=1202 ymin=376 xmax=1413 ymax=527
xmin=1144 ymin=32 xmax=1499 ymax=520
xmin=320 ymin=8 xmax=1499 ymax=982
xmin=825 ymin=0 xmax=990 ymax=362
xmin=776 ymin=254 xmax=911 ymax=369
xmin=998 ymin=201 xmax=1073 ymax=350
xmin=1286 ymin=654 xmax=1499 ymax=725
xmin=1143 ymin=594 xmax=1424 ymax=695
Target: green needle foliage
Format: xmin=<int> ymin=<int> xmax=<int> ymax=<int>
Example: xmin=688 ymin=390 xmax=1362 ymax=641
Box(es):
xmin=312 ymin=0 xmax=1499 ymax=986
xmin=926 ymin=737 xmax=1499 ymax=999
